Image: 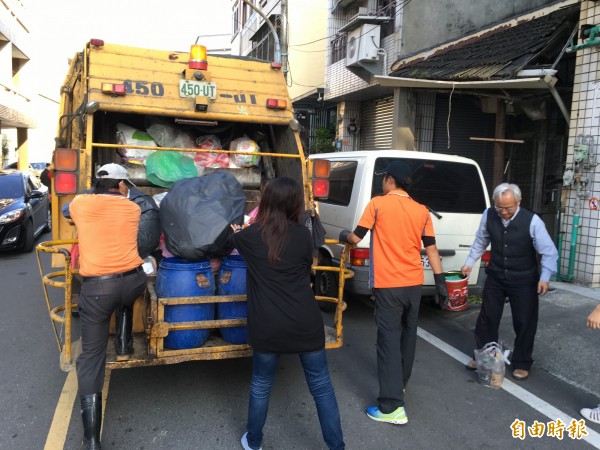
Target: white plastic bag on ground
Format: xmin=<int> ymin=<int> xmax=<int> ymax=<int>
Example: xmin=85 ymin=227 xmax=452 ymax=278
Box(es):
xmin=474 ymin=342 xmax=510 ymax=388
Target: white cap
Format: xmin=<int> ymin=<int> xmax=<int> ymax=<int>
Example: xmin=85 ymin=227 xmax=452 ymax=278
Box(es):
xmin=96 ymin=163 xmax=129 ymax=180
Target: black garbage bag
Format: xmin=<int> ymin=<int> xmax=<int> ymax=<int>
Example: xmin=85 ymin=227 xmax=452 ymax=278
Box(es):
xmin=160 ymin=171 xmax=246 ymax=260
xmin=129 ymin=186 xmax=160 ymax=259
xmin=301 ymin=210 xmax=325 ymax=256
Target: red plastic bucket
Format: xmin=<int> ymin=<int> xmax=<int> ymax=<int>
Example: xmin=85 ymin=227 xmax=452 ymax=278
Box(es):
xmin=444 ymin=271 xmax=469 ymax=311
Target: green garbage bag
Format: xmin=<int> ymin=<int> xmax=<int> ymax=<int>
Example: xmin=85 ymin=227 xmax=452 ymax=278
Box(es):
xmin=145 ymin=151 xmax=197 ymax=188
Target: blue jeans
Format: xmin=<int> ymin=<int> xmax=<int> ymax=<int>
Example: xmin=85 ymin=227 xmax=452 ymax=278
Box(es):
xmin=246 ymin=350 xmax=345 ymax=450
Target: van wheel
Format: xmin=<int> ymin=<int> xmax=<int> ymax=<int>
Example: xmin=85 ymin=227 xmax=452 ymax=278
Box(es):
xmin=315 ymin=256 xmax=338 ymax=312
xmin=22 ymin=220 xmax=35 ymax=253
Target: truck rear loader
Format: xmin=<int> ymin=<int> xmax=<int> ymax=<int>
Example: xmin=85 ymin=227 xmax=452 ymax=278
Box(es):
xmin=36 ymin=39 xmax=351 ymax=372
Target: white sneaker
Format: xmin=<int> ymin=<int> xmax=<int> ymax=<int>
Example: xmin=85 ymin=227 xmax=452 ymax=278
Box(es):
xmin=581 ymin=405 xmax=600 ymax=424
xmin=241 ymin=432 xmax=262 ymax=450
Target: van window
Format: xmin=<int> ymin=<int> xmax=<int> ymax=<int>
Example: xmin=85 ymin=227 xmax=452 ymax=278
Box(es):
xmin=321 ymin=161 xmax=358 ymax=206
xmin=372 ymin=158 xmax=487 ymax=213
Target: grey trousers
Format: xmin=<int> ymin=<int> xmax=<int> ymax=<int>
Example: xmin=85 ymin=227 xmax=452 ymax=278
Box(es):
xmin=373 ymin=285 xmax=422 ymax=413
xmin=76 ymin=270 xmax=147 ymax=395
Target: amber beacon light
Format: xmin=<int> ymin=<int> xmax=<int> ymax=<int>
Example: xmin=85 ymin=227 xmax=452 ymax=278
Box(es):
xmin=189 ymin=44 xmax=208 ymax=70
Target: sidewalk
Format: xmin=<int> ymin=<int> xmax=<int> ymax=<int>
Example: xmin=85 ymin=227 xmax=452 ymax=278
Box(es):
xmin=515 ymin=282 xmax=600 ymax=397
xmin=450 ymin=281 xmax=600 ymax=398
xmin=537 ymin=282 xmax=600 ymax=398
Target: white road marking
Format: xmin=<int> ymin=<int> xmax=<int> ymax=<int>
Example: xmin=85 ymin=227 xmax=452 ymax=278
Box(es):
xmin=418 ymin=327 xmax=600 ymax=448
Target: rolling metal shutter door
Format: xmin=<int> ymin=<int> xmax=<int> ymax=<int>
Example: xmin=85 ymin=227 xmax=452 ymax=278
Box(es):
xmin=432 ymin=94 xmax=495 ymax=191
xmin=360 ymin=96 xmax=393 ymax=150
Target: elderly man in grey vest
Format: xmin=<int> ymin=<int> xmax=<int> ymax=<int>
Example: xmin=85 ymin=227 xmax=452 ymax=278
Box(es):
xmin=461 ymin=183 xmax=558 ymax=381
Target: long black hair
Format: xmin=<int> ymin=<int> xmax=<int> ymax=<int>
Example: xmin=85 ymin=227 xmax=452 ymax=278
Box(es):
xmin=255 ymin=177 xmax=304 ymax=264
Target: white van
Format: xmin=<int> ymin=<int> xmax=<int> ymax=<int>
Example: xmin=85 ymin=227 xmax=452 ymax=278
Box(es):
xmin=310 ymin=150 xmax=491 ymax=304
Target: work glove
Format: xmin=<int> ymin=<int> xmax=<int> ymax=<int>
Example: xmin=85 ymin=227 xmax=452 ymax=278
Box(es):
xmin=339 ymin=229 xmax=352 ymax=244
xmin=434 ymin=272 xmax=449 ymax=308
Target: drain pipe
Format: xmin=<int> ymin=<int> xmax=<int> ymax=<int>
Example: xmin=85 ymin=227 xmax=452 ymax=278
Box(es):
xmin=566 ymin=207 xmax=579 ymax=282
xmin=373 ymin=37 xmax=387 ymax=75
xmin=565 ymin=175 xmax=586 ymax=281
xmin=240 ymin=0 xmax=281 ymax=64
xmin=555 ymin=186 xmax=566 ymax=280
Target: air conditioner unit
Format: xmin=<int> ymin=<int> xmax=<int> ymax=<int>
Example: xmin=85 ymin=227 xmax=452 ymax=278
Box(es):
xmin=346 ymin=24 xmax=380 ymax=67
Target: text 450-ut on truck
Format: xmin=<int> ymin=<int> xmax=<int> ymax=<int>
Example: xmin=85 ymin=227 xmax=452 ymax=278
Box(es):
xmin=36 ymin=39 xmax=351 ymax=371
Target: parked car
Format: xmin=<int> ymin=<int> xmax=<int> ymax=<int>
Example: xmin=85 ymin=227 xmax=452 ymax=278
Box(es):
xmin=309 ymin=150 xmax=491 ymax=305
xmin=0 ymin=169 xmax=51 ymax=252
xmin=5 ymin=161 xmax=41 ymax=179
xmin=30 ymin=162 xmax=49 ymax=171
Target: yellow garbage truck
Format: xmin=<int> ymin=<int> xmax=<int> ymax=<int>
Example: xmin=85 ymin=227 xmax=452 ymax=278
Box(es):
xmin=36 ymin=39 xmax=351 ymax=372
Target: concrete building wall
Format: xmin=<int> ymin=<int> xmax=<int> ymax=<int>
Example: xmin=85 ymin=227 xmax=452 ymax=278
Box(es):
xmin=0 ymin=0 xmax=36 ymax=167
xmin=562 ymin=1 xmax=600 ymax=286
xmin=287 ymin=0 xmax=327 ymax=101
xmin=230 ymin=1 xmax=327 ymax=101
xmin=400 ymin=0 xmax=562 ymax=56
xmin=325 ymin=0 xmax=399 ymax=100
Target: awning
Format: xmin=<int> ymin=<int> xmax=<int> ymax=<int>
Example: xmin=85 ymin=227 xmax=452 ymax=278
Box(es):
xmin=374 ymin=74 xmax=570 ymax=124
xmin=375 ymin=75 xmax=557 ymax=90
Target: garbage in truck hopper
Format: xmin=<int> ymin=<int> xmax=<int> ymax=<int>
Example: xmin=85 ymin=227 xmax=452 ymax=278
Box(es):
xmin=115 ymin=123 xmax=157 ymax=164
xmin=145 ymin=116 xmax=197 ymax=152
xmin=229 ymin=135 xmax=260 ymax=168
xmin=195 ymin=134 xmax=229 ymax=169
xmin=159 ymin=171 xmax=246 ymax=260
xmin=145 ymin=151 xmax=197 ymax=188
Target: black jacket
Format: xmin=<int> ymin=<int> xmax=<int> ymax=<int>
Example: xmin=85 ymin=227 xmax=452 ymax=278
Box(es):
xmin=486 ymin=207 xmax=538 ymax=281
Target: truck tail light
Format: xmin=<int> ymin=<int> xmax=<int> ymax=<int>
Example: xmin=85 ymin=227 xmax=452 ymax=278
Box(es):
xmin=481 ymin=250 xmax=491 ymax=268
xmin=313 ymin=159 xmax=330 ymax=178
xmin=266 ymin=98 xmax=287 ymax=110
xmin=54 ymin=172 xmax=78 ymax=196
xmin=53 ymin=148 xmax=79 ymax=196
xmin=313 ymin=179 xmax=329 ymax=198
xmin=54 ymin=148 xmax=79 ymax=171
xmin=350 ymin=248 xmax=370 ymax=266
xmin=90 ymin=39 xmax=104 ymax=47
xmin=312 ymin=159 xmax=330 ymax=199
xmin=189 ymin=44 xmax=207 ymax=70
xmin=101 ymin=83 xmax=126 ymax=95
xmin=271 ymin=62 xmax=282 ymax=70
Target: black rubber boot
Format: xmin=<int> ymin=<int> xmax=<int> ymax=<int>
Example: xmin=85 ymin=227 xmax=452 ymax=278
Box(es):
xmin=80 ymin=393 xmax=102 ymax=450
xmin=115 ymin=305 xmax=133 ymax=361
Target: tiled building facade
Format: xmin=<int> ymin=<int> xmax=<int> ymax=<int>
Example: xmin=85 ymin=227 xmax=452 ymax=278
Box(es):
xmin=562 ymin=0 xmax=600 ymax=285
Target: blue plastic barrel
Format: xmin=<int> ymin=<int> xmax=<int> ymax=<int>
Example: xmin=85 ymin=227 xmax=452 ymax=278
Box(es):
xmin=156 ymin=257 xmax=215 ymax=350
xmin=217 ymin=255 xmax=247 ymax=344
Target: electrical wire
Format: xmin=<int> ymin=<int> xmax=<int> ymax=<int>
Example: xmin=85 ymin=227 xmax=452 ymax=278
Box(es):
xmin=447 ymin=82 xmax=455 ymax=149
xmin=231 ymin=0 xmax=414 ymax=51
xmin=289 ymin=0 xmax=413 ymax=48
xmin=230 ymin=0 xmax=415 ymax=87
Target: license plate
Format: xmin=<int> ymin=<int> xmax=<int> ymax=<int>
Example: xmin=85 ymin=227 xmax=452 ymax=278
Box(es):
xmin=179 ymin=80 xmax=217 ymax=99
xmin=421 ymin=255 xmax=442 ymax=269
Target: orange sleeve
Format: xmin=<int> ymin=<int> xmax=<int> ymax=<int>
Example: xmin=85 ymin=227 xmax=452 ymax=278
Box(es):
xmin=357 ymin=198 xmax=377 ymax=230
xmin=422 ymin=210 xmax=435 ymax=237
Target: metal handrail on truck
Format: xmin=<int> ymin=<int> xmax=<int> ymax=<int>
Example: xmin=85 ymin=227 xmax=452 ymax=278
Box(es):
xmin=36 ymin=239 xmax=354 ymax=372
